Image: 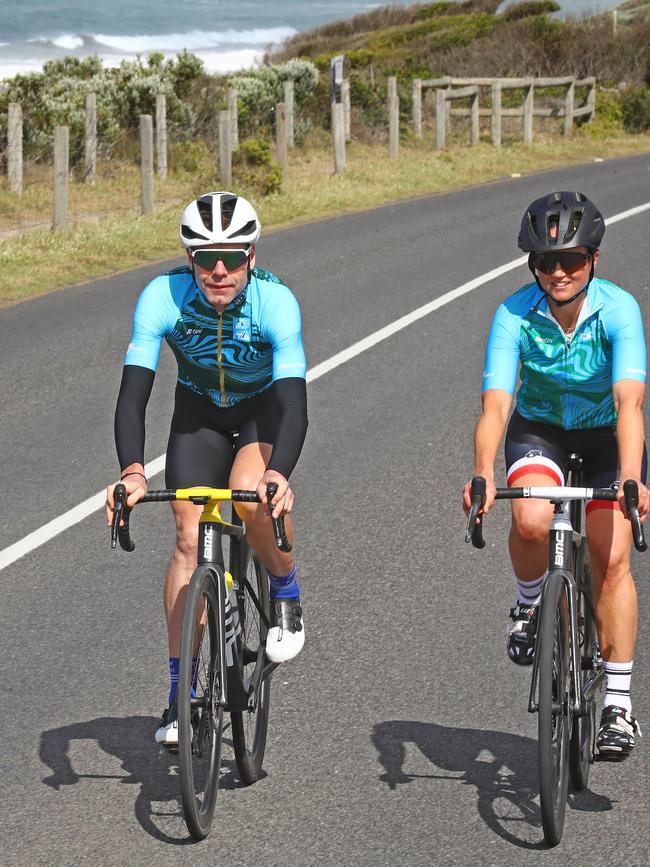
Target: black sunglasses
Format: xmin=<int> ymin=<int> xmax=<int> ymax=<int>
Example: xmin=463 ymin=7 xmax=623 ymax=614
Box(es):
xmin=191 ymin=247 xmax=250 ymax=271
xmin=532 ymin=250 xmax=591 ymax=275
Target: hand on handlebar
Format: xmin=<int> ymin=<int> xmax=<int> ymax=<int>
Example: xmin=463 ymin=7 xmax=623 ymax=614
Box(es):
xmin=105 ymin=473 xmax=148 ymax=526
xmin=257 ymin=470 xmax=293 ymax=519
xmin=617 ymin=479 xmax=650 ymax=522
xmin=462 ymin=474 xmax=496 ymax=517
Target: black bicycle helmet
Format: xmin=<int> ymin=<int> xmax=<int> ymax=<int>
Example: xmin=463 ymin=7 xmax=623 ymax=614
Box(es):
xmin=518 ymin=191 xmax=605 ymax=253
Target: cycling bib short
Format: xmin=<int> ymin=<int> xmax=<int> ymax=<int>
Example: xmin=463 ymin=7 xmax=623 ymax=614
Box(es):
xmin=505 ymin=411 xmax=648 ymax=514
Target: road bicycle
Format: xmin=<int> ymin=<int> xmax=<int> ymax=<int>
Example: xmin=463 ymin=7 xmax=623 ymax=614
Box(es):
xmin=465 ymin=458 xmax=646 ymax=847
xmin=111 ymin=481 xmax=291 ymax=841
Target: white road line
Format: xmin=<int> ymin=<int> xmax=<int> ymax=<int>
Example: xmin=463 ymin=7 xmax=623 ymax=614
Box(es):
xmin=1 ymin=201 xmax=649 ymax=572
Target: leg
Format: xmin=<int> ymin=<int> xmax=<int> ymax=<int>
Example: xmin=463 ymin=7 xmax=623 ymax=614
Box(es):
xmin=229 ymin=441 xmax=304 ymax=663
xmin=164 ymin=500 xmax=203 ymax=657
xmin=229 ymin=441 xmax=294 ymax=576
xmin=587 ymin=506 xmax=641 ymax=759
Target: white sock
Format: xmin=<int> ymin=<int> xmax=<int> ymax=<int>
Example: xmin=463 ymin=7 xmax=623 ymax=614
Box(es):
xmin=603 ymin=660 xmax=633 ymax=712
xmin=516 ymin=574 xmax=544 ymax=607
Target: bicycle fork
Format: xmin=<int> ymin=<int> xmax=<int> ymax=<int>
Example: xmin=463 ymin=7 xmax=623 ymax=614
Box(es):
xmin=528 ymin=504 xmax=583 ymax=716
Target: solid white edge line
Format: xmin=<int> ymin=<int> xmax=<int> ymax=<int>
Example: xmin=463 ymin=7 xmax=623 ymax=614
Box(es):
xmin=1 ymin=201 xmax=649 ymax=572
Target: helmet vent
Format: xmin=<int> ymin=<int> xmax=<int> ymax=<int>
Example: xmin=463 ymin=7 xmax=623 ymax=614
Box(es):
xmin=220 ymin=194 xmax=238 ymax=230
xmin=564 ymin=209 xmax=584 ymax=243
xmin=181 ymin=224 xmax=209 ymax=241
xmin=228 ymin=220 xmax=257 ymax=239
xmin=197 ymin=197 xmax=213 ymax=232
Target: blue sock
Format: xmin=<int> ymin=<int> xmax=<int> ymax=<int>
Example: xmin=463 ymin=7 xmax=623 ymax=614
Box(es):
xmin=268 ymin=565 xmax=299 ymax=599
xmin=168 ymin=657 xmax=179 ymax=706
xmin=169 ymin=657 xmax=199 ymax=703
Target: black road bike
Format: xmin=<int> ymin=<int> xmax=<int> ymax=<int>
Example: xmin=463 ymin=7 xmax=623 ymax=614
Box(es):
xmin=465 ymin=458 xmax=646 ymax=847
xmin=111 ymin=482 xmax=291 ymax=840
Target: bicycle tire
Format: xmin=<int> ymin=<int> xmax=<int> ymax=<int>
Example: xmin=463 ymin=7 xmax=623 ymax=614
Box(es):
xmin=178 ymin=565 xmax=224 ymax=840
xmin=537 ymin=570 xmax=571 ymax=847
xmin=231 ymin=546 xmax=271 ymax=784
xmin=569 ymin=541 xmax=597 ymax=790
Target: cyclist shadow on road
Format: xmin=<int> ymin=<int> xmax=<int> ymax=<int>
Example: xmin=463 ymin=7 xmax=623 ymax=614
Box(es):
xmin=39 ymin=715 xmax=244 ymax=844
xmin=373 ymin=720 xmax=613 ymax=850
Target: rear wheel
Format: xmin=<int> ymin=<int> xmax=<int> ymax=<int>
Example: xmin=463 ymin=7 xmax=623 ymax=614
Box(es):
xmin=569 ymin=541 xmax=597 ymax=790
xmin=178 ymin=565 xmax=224 ymax=840
xmin=537 ymin=570 xmax=571 ymax=847
xmin=230 ymin=544 xmax=271 ymax=783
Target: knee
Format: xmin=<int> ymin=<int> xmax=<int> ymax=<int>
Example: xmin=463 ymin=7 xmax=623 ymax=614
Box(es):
xmin=174 ymin=518 xmax=200 ymax=559
xmin=512 ymin=514 xmax=548 ymax=546
xmin=233 ymin=501 xmax=264 ymax=527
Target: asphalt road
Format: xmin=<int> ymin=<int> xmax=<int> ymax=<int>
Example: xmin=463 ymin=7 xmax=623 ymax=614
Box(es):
xmin=2 ymin=154 xmax=649 ymax=865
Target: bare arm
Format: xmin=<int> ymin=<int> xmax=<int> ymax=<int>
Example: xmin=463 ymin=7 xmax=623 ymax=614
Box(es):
xmin=463 ymin=389 xmax=513 ymax=514
xmin=613 ymin=378 xmax=649 ymax=518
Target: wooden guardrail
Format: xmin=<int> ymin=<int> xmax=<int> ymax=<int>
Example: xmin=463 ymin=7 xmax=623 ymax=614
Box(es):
xmin=413 ymin=76 xmax=596 ymax=147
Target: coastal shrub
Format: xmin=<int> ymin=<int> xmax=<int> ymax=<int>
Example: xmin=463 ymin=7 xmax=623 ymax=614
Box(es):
xmin=621 ymin=85 xmax=650 ymax=132
xmin=502 ymin=1 xmax=561 ymax=22
xmin=230 ymin=59 xmax=319 ymax=136
xmin=0 ymin=52 xmax=201 ymax=164
xmin=232 ymin=137 xmax=283 ymax=195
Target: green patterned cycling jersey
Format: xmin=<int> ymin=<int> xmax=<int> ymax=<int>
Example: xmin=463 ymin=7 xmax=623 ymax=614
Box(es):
xmin=482 ymin=277 xmax=646 ymax=429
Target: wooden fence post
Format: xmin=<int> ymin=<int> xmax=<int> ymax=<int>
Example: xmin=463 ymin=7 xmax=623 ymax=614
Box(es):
xmin=470 ymin=89 xmax=479 ymax=145
xmin=491 ymin=81 xmax=502 ymax=148
xmin=218 ymin=110 xmax=232 ymax=187
xmin=139 ymin=114 xmax=154 ymax=215
xmin=436 ymin=88 xmax=446 ymax=150
xmin=276 ymin=102 xmax=288 ymax=177
xmin=523 ymin=81 xmax=534 ymax=145
xmin=563 ymin=79 xmax=575 ymax=137
xmin=156 ymin=94 xmax=167 ymax=179
xmin=283 ymin=81 xmax=294 ymax=148
xmin=53 ymin=125 xmax=69 ymax=230
xmin=412 ymin=78 xmax=422 ymax=138
xmin=587 ymin=79 xmax=596 ymax=122
xmin=332 ymin=102 xmax=346 ymax=173
xmin=84 ymin=93 xmax=96 ymax=186
xmin=228 ymin=88 xmax=239 ymax=150
xmin=388 ymin=76 xmax=399 ymax=159
xmin=341 ymin=79 xmax=351 ymax=141
xmin=7 ymin=102 xmax=23 ymax=194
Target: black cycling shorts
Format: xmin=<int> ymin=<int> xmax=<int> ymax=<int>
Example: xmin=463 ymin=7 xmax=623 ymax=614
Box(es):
xmin=165 ymin=384 xmax=280 ymax=489
xmin=504 ymin=411 xmax=647 ymax=507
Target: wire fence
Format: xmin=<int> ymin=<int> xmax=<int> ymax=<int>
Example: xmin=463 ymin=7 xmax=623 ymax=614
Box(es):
xmin=0 ymin=75 xmax=599 ymax=239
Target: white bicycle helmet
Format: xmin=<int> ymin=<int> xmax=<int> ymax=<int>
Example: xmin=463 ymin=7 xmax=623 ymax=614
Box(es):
xmin=179 ymin=191 xmax=261 ymax=248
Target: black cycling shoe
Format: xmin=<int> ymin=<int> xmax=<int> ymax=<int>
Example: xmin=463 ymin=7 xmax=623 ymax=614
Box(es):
xmin=266 ymin=596 xmax=305 ymax=663
xmin=507 ymin=605 xmax=538 ymax=666
xmin=596 ymin=705 xmax=642 ymax=762
xmin=155 ymin=700 xmax=179 ymax=747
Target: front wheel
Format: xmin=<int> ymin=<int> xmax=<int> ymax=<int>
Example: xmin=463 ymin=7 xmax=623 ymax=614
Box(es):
xmin=537 ymin=570 xmax=571 ymax=847
xmin=230 ymin=545 xmax=271 ymax=784
xmin=569 ymin=541 xmax=597 ymax=790
xmin=178 ymin=565 xmax=224 ymax=841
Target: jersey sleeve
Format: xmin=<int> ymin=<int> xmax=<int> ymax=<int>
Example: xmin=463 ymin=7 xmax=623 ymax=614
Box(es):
xmin=482 ymin=301 xmax=521 ymax=394
xmin=123 ymin=276 xmax=178 ymax=371
xmin=607 ymin=292 xmax=647 ymax=385
xmin=263 ymin=286 xmax=307 ymax=381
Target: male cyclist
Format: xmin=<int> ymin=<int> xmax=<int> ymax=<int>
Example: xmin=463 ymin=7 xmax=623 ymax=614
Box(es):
xmin=463 ymin=191 xmax=648 ymax=760
xmin=105 ymin=192 xmax=308 ymax=746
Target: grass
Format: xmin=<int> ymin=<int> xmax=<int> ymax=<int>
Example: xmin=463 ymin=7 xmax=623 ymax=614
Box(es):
xmin=1 ymin=126 xmax=649 ymax=306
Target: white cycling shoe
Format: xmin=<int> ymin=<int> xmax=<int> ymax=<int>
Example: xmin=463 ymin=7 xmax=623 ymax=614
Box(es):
xmin=155 ymin=702 xmax=179 ymax=746
xmin=266 ymin=597 xmax=305 ymax=663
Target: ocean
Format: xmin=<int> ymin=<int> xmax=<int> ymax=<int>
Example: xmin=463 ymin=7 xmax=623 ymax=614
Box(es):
xmin=0 ymin=0 xmax=621 ymax=80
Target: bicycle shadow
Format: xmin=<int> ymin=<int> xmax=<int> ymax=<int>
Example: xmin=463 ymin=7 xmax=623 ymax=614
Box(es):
xmin=372 ymin=720 xmax=613 ymax=850
xmin=39 ymin=715 xmax=247 ymax=844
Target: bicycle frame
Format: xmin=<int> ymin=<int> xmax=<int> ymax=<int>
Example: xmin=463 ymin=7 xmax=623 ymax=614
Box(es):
xmin=112 ymin=484 xmax=288 ymax=713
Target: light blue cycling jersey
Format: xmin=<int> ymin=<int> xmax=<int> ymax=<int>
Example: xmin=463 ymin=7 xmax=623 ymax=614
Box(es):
xmin=483 ymin=277 xmax=646 ymax=429
xmin=124 ymin=265 xmax=307 ymax=407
